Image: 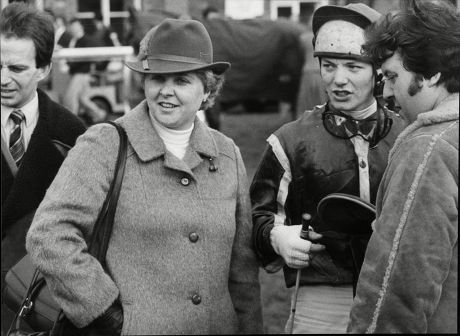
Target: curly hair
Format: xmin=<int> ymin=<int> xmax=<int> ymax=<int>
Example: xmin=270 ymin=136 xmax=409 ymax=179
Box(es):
xmin=194 ymin=69 xmax=225 ymax=110
xmin=0 ymin=2 xmax=55 ymax=68
xmin=362 ymin=0 xmax=460 ymax=93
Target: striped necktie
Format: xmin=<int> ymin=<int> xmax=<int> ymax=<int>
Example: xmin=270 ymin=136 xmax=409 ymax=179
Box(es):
xmin=9 ymin=109 xmax=26 ymax=167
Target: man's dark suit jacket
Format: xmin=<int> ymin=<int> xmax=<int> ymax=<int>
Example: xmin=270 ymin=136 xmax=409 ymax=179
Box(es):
xmin=1 ymin=89 xmax=86 ymax=281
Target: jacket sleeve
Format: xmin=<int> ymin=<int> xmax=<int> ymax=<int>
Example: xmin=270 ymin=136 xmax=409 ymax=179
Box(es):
xmin=228 ymin=144 xmax=264 ymax=334
xmin=25 ymin=124 xmax=121 ymax=328
xmin=250 ymin=134 xmax=290 ymax=272
xmin=347 ymin=136 xmax=458 ymax=333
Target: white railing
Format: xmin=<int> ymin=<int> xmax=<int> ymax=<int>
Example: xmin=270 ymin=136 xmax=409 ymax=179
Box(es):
xmin=52 ymin=46 xmax=134 ymax=62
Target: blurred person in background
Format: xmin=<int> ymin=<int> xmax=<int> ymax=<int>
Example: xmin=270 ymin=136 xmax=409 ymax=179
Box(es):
xmin=26 ymin=18 xmax=263 ymax=335
xmin=42 ymin=11 xmax=71 ymax=92
xmin=296 ymin=13 xmax=327 ymax=118
xmin=276 ymin=19 xmax=306 ymax=122
xmin=87 ymin=11 xmax=121 ymax=73
xmin=348 ymin=0 xmax=459 ymax=333
xmin=49 ymin=11 xmax=72 ymax=49
xmin=63 ymin=18 xmax=107 ymax=124
xmin=92 ymin=11 xmax=121 ymax=48
xmin=250 ymin=3 xmax=406 ymax=333
xmin=1 ymin=3 xmax=86 ymax=334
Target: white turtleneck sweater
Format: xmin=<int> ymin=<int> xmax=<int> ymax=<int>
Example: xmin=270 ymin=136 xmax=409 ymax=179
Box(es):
xmin=345 ymin=100 xmax=377 ymax=120
xmin=151 ymin=117 xmax=194 ymax=160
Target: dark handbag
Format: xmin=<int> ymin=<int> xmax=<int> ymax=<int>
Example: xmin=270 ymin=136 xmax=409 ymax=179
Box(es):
xmin=3 ymin=121 xmax=128 ymax=336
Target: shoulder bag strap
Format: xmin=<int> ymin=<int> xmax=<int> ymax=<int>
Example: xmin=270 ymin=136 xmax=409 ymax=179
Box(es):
xmin=88 ymin=121 xmax=128 ymax=267
xmin=54 ymin=121 xmax=128 ymax=333
xmin=9 ymin=122 xmax=127 ymax=335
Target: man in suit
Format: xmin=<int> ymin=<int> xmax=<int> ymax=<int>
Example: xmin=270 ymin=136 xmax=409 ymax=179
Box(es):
xmin=1 ymin=3 xmax=86 ymax=332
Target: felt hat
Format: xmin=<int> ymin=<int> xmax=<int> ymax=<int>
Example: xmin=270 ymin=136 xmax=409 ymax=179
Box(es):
xmin=125 ymin=18 xmax=230 ymax=74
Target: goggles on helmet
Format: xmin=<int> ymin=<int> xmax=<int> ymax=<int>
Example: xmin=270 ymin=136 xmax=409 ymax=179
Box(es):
xmin=322 ymin=103 xmax=393 ymax=148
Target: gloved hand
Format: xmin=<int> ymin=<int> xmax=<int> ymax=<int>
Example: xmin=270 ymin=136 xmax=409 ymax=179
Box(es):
xmin=87 ymin=299 xmax=123 ymax=336
xmin=270 ymin=225 xmax=325 ymax=269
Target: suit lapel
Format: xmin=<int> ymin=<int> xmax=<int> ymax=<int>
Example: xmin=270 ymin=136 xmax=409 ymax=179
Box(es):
xmin=1 ymin=136 xmax=18 ymax=177
xmin=1 ymin=103 xmax=64 ymax=232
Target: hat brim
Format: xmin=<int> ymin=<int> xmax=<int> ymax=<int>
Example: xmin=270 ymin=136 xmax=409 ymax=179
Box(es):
xmin=125 ymin=59 xmax=230 ymax=75
xmin=313 ymin=6 xmax=372 ymax=35
xmin=317 ymin=193 xmax=376 ymax=235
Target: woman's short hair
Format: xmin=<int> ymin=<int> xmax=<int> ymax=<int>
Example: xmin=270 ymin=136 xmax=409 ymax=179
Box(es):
xmin=0 ymin=2 xmax=55 ymax=68
xmin=362 ymin=0 xmax=460 ymax=93
xmin=194 ymin=70 xmax=225 ymax=110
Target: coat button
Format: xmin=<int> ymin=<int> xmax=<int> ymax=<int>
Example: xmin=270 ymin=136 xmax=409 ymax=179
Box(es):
xmin=191 ymin=293 xmax=201 ymax=305
xmin=189 ymin=232 xmax=199 ymax=243
xmin=180 ymin=177 xmax=190 ymax=186
xmin=359 ymin=160 xmax=367 ymax=169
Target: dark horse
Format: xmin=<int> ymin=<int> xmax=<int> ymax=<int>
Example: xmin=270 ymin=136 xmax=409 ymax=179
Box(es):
xmin=125 ymin=7 xmax=306 ymax=130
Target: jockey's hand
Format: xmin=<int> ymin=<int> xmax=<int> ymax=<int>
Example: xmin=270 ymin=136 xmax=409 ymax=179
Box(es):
xmin=270 ymin=225 xmax=325 ymax=269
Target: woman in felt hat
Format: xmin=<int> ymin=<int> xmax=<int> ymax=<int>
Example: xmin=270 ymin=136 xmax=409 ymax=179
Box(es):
xmin=26 ymin=19 xmax=263 ymax=335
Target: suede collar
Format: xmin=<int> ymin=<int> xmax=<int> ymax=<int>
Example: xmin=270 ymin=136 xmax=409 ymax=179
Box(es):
xmin=389 ymin=93 xmax=459 ymax=159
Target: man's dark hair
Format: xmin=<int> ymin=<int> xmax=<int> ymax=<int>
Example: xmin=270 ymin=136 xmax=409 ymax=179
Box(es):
xmin=362 ymin=0 xmax=460 ymax=93
xmin=0 ymin=2 xmax=55 ymax=68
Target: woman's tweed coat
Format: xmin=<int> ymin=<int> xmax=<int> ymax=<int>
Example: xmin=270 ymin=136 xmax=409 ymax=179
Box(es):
xmin=26 ymin=101 xmax=263 ymax=335
xmin=347 ymin=94 xmax=458 ymax=333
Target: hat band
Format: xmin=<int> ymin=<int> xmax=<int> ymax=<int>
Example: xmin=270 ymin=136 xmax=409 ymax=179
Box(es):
xmin=314 ymin=51 xmax=372 ymax=63
xmin=144 ymin=54 xmax=210 ymax=69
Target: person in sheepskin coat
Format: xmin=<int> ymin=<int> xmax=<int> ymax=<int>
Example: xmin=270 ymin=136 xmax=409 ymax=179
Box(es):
xmin=347 ymin=1 xmax=459 ymax=333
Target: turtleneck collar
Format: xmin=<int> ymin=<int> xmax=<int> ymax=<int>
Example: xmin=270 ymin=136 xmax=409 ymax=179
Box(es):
xmin=150 ymin=116 xmax=194 ymax=160
xmin=342 ymin=100 xmax=378 ymax=120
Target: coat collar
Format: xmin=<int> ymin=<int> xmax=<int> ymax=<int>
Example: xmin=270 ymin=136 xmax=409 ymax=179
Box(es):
xmin=413 ymin=93 xmax=459 ymax=126
xmin=389 ymin=93 xmax=459 ymax=159
xmin=119 ymin=100 xmax=219 ymax=171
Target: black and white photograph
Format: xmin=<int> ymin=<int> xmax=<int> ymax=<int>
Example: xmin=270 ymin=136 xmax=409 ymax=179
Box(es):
xmin=1 ymin=0 xmax=458 ymax=334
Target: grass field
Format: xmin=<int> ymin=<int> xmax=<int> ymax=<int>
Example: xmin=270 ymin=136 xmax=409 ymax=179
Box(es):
xmin=220 ymin=111 xmax=292 ymax=334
